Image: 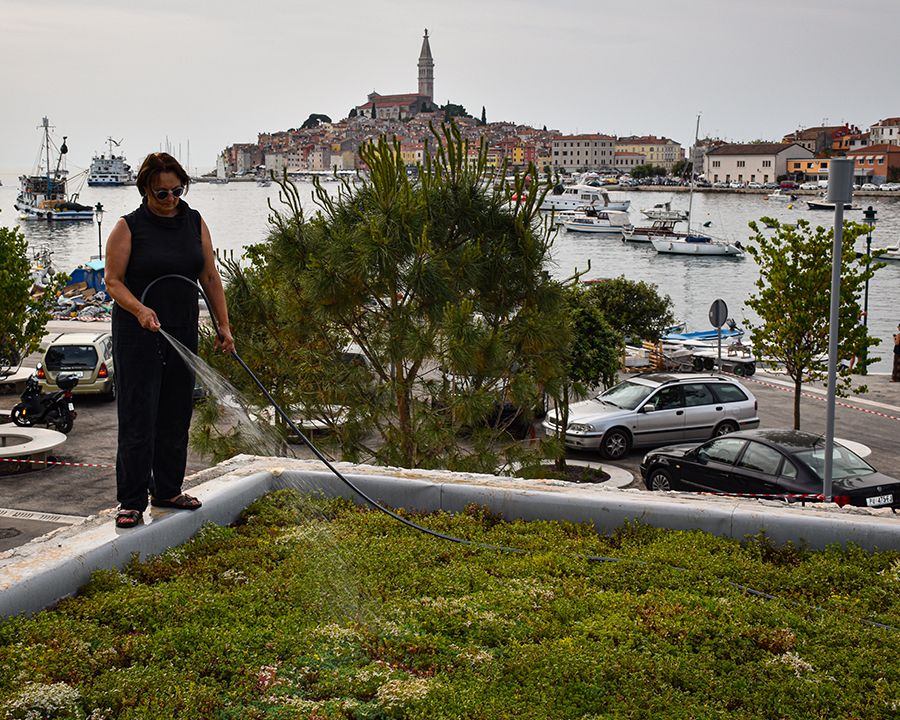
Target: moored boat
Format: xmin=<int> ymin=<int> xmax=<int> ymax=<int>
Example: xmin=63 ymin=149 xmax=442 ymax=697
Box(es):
xmin=623 ymin=219 xmax=681 ymax=243
xmin=765 ymin=189 xmax=797 ymax=202
xmin=641 ymin=201 xmax=688 ymax=221
xmin=540 ymin=183 xmax=630 ymax=212
xmin=562 ymin=209 xmax=633 ymax=236
xmin=651 ymin=234 xmax=743 ymax=256
xmin=87 ymin=137 xmax=134 ymax=186
xmin=15 ymin=118 xmax=94 ymax=221
xmin=807 ymin=197 xmax=859 ymax=211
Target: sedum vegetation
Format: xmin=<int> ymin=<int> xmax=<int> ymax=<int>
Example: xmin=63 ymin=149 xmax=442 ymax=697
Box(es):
xmin=1 ymin=491 xmax=898 ymax=719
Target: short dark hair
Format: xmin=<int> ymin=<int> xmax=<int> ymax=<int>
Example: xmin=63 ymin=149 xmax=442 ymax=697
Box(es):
xmin=135 ymin=152 xmax=191 ymax=197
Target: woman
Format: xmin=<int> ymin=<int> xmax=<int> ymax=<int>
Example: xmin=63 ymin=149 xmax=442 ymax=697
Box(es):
xmin=105 ymin=153 xmax=234 ymax=529
xmin=893 ymin=323 xmax=900 ymax=382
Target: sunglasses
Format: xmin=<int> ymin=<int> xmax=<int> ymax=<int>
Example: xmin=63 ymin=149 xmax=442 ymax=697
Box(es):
xmin=152 ymin=186 xmax=184 ymax=200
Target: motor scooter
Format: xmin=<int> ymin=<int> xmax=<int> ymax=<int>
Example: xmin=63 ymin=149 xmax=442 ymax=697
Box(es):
xmin=10 ymin=373 xmax=79 ymax=434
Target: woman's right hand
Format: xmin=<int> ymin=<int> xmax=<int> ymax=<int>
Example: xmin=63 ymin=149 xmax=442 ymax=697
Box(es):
xmin=136 ymin=305 xmax=161 ymax=332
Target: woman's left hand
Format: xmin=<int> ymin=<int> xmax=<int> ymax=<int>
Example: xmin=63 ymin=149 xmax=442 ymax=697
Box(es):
xmin=215 ymin=326 xmax=235 ymax=353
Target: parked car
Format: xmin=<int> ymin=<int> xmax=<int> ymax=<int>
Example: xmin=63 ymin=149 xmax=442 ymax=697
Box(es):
xmin=799 ymin=182 xmax=819 ymax=190
xmin=728 ymin=181 xmax=744 ymax=189
xmin=780 ymin=181 xmax=800 ymax=189
xmin=542 ymin=373 xmax=759 ymax=460
xmin=860 ymin=183 xmax=879 ymax=191
xmin=37 ymin=332 xmax=116 ymax=400
xmin=879 ymin=182 xmax=900 ymax=192
xmin=640 ymin=429 xmax=900 ymax=510
xmin=747 ymin=182 xmax=763 ymax=189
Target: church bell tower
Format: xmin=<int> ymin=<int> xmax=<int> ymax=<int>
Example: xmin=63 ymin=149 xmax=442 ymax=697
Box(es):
xmin=417 ymin=29 xmax=434 ymax=107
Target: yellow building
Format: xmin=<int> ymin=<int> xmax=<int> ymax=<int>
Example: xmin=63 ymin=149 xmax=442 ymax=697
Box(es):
xmin=615 ymin=136 xmax=684 ymax=171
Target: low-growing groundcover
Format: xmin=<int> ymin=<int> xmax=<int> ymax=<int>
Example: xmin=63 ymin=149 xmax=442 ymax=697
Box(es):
xmin=1 ymin=491 xmax=899 ymax=719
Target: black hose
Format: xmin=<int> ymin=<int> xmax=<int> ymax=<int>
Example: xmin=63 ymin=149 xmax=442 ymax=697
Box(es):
xmin=138 ymin=275 xmax=898 ymax=633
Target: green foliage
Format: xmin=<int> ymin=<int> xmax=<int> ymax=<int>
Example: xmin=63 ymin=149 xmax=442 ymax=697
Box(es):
xmin=671 ymin=159 xmax=693 ymax=178
xmin=302 ymin=113 xmax=333 ymax=129
xmin=0 ymin=226 xmax=68 ymax=374
xmin=194 ymin=123 xmax=568 ymax=473
xmin=745 ymin=218 xmax=881 ymax=429
xmin=631 ymin=163 xmax=669 ymax=179
xmin=585 ymin=276 xmax=675 ymax=343
xmin=1 ymin=492 xmax=898 ymax=718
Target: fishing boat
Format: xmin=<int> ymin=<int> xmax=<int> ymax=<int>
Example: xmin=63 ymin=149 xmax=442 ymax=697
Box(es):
xmin=651 ymin=115 xmax=743 ymax=258
xmin=623 ymin=219 xmax=681 ymax=243
xmin=640 ymin=201 xmax=688 ymax=221
xmin=540 ymin=183 xmax=630 ymax=212
xmin=562 ymin=209 xmax=633 ymax=236
xmin=87 ymin=137 xmax=134 ymax=186
xmin=15 ymin=118 xmax=94 ymax=221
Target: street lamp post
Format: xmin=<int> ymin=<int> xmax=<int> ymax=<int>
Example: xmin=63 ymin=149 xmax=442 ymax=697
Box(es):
xmin=94 ymin=202 xmax=104 ymax=260
xmin=861 ymin=206 xmax=877 ymax=374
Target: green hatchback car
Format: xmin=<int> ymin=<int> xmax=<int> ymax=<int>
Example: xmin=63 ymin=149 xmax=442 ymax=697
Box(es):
xmin=37 ymin=332 xmax=116 ymax=400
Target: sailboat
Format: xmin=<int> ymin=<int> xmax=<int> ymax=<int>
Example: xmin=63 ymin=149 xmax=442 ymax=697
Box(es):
xmin=15 ymin=117 xmax=94 ymax=221
xmin=651 ymin=115 xmax=743 ymax=258
xmin=210 ymin=153 xmax=229 ymax=184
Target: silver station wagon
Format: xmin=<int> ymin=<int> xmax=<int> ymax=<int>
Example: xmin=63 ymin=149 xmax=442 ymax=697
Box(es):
xmin=542 ymin=373 xmax=760 ymax=460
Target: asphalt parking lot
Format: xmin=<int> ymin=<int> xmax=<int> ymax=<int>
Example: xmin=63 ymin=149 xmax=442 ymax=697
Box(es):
xmin=2 ymin=321 xmax=899 ymax=552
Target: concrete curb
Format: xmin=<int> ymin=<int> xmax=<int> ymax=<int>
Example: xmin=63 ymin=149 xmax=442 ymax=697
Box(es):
xmin=2 ymin=456 xmax=898 ymax=618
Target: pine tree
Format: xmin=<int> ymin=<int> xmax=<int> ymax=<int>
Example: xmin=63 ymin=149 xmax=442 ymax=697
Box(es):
xmin=481 ymin=106 xmax=487 ymax=125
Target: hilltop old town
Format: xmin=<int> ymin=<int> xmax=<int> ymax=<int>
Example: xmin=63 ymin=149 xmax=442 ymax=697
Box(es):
xmin=218 ymin=31 xmax=900 ymax=187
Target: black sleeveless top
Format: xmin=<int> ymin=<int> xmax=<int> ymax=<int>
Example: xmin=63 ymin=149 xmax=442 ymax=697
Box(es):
xmin=115 ymin=198 xmax=205 ymax=329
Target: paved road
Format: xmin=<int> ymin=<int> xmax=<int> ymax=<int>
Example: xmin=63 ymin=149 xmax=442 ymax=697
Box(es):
xmin=2 ymin=323 xmax=899 ymax=551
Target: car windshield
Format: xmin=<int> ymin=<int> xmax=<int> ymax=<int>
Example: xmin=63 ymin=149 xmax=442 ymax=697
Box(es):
xmin=794 ymin=445 xmax=876 ymax=480
xmin=596 ymin=380 xmax=655 ymax=410
xmin=45 ymin=345 xmax=98 ymax=371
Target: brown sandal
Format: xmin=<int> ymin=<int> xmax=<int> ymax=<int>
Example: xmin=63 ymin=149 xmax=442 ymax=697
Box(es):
xmin=150 ymin=493 xmax=202 ymax=510
xmin=115 ymin=509 xmax=143 ymax=529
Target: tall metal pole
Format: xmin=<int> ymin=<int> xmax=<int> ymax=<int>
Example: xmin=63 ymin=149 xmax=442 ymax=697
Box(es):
xmin=823 ymin=158 xmax=854 ymax=501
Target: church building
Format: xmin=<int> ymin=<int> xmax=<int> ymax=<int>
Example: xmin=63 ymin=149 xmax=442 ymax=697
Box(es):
xmin=357 ymin=30 xmax=435 ymax=121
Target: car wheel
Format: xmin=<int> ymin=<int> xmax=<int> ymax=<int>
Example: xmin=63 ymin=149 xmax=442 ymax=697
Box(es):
xmin=600 ymin=428 xmax=631 ymax=460
xmin=713 ymin=420 xmax=739 ymax=437
xmin=105 ymin=378 xmax=117 ymax=402
xmin=11 ymin=404 xmax=33 ymax=427
xmin=647 ymin=467 xmax=674 ymax=491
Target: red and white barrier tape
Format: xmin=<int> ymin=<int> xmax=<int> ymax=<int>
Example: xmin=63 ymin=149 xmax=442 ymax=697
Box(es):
xmin=0 ymin=457 xmax=114 ymax=469
xmin=747 ymin=376 xmax=900 ymax=422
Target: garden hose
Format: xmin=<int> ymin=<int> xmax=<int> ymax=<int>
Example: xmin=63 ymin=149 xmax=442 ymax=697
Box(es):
xmin=138 ymin=275 xmax=898 ymax=633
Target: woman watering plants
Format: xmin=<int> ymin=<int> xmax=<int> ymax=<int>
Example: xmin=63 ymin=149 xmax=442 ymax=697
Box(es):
xmin=105 ymin=152 xmax=234 ymax=529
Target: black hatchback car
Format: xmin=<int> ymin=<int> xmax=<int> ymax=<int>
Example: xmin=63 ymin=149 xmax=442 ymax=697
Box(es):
xmin=641 ymin=428 xmax=900 ymax=509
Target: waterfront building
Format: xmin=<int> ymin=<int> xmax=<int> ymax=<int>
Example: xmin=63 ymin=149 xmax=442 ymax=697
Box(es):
xmin=704 ymin=142 xmax=813 ymax=185
xmin=551 ymin=134 xmax=616 ymax=173
xmin=785 ymin=157 xmax=833 ymax=182
xmin=869 ymin=117 xmax=900 ymax=147
xmin=845 ymin=143 xmax=900 ymax=185
xmin=356 ymin=30 xmax=436 ymax=121
xmin=615 ymin=135 xmax=684 ymax=172
xmin=614 ymin=151 xmax=645 ymax=173
xmin=781 ymin=125 xmax=853 ymax=155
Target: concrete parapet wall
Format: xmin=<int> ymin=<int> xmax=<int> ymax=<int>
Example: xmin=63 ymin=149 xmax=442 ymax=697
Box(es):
xmin=1 ymin=456 xmax=898 ymax=618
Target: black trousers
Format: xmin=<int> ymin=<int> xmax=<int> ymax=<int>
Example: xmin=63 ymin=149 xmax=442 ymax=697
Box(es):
xmin=112 ymin=316 xmax=197 ymax=512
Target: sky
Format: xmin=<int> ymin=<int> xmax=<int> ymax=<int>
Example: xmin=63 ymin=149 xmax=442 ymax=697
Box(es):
xmin=2 ymin=0 xmax=897 ymax=174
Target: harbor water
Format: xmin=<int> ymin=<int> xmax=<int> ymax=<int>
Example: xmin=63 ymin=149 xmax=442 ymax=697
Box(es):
xmin=2 ymin=171 xmax=899 ymax=372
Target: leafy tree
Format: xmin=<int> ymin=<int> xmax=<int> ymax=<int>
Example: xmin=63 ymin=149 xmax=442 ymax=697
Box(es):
xmin=549 ymin=286 xmax=623 ymax=470
xmin=348 ymin=107 xmax=358 ymax=119
xmin=585 ymin=277 xmax=675 ymax=343
xmin=301 ymin=113 xmax=332 ymax=129
xmin=671 ymin=159 xmax=693 ymax=178
xmin=745 ymin=217 xmax=881 ymax=429
xmin=0 ymin=226 xmax=68 ymax=375
xmin=630 ymin=164 xmax=668 ymax=179
xmin=198 ymin=124 xmax=568 ymax=473
xmin=441 ymin=103 xmax=470 ymax=119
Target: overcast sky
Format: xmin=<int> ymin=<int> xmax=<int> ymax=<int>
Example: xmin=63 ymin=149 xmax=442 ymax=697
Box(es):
xmin=2 ymin=0 xmax=896 ymax=173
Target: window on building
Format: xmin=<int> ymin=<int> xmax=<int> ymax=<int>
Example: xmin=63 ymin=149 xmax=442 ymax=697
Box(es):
xmin=712 ymin=160 xmax=720 ymax=168
xmin=762 ymin=160 xmax=772 ymax=167
xmin=737 ymin=160 xmax=745 ymax=168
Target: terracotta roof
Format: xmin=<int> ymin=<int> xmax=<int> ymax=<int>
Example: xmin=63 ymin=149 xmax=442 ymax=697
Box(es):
xmin=706 ymin=142 xmax=802 ymax=156
xmin=845 ymin=143 xmax=900 ymax=155
xmin=876 ymin=117 xmax=900 ymax=126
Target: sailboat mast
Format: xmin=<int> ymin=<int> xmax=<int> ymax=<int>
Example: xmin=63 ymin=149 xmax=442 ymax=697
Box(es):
xmin=43 ymin=117 xmax=51 ymax=181
xmin=686 ymin=114 xmax=700 ymax=234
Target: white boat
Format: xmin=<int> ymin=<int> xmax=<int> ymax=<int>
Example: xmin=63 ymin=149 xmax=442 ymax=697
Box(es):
xmin=562 ymin=209 xmax=633 ymax=235
xmin=650 ymin=116 xmax=743 ymax=258
xmin=624 ymin=219 xmax=682 ymax=243
xmin=765 ymin=189 xmax=797 ymax=202
xmin=541 ymin=183 xmax=630 ymax=212
xmin=807 ymin=195 xmax=859 ymax=211
xmin=875 ymin=243 xmax=900 ymax=262
xmin=641 ymin=202 xmax=688 ymax=221
xmin=14 ymin=117 xmax=94 ymax=221
xmin=87 ymin=137 xmax=134 ymax=186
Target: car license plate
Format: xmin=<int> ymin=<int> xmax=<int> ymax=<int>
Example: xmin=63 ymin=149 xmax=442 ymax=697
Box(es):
xmin=866 ymin=494 xmax=893 ymax=507
xmin=73 ymin=371 xmax=84 ymax=378
xmin=67 ymin=402 xmax=74 ymax=411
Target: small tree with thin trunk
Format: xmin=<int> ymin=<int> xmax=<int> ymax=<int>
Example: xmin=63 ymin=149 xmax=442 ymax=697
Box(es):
xmin=745 ymin=217 xmax=880 ymax=429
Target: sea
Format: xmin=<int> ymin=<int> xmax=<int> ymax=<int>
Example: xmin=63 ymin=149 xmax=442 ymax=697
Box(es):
xmin=2 ymin=171 xmax=899 ymax=372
